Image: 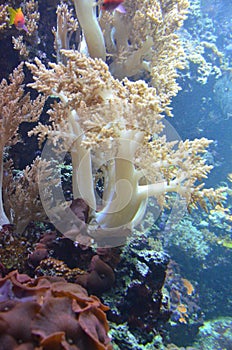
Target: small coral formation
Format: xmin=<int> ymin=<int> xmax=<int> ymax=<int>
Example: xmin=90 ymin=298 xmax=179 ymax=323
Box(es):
xmin=3 ymin=158 xmax=48 ymax=233
xmin=27 ymin=228 xmax=116 ymax=295
xmin=53 ymin=2 xmax=79 ymax=63
xmin=0 ymin=4 xmax=9 ymax=31
xmin=35 ymin=256 xmax=85 ymax=279
xmin=0 ymin=224 xmax=34 ymax=272
xmin=163 ymin=216 xmax=212 ymax=260
xmin=192 ymin=317 xmax=232 ymax=350
xmin=164 ymin=260 xmax=203 ymax=346
xmin=10 ymin=0 xmax=40 ymax=59
xmin=23 ymin=0 xmax=40 ymax=36
xmin=73 ymin=255 xmax=114 ymax=294
xmin=0 ymin=270 xmax=113 ymax=350
xmin=35 ymin=255 xmax=115 ymax=295
xmin=182 ymin=0 xmax=231 ymax=84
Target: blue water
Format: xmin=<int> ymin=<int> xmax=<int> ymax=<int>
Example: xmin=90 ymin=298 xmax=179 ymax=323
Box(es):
xmin=165 ymin=0 xmax=232 ymax=348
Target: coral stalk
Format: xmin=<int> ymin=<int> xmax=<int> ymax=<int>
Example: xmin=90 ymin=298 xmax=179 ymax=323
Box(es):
xmin=0 ymin=149 xmax=10 ymax=228
xmin=67 ymin=109 xmax=96 ymax=210
xmin=72 ymin=0 xmax=106 ymax=60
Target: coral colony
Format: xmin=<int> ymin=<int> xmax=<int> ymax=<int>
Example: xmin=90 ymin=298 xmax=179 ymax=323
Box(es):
xmin=0 ymin=0 xmax=224 ymax=239
xmin=0 ymin=0 xmax=229 ymax=349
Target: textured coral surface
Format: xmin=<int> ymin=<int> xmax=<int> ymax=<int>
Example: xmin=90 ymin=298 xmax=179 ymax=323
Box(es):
xmin=0 ymin=270 xmax=113 ymax=350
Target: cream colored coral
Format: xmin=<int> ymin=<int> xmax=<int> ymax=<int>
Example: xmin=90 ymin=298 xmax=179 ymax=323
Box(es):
xmin=12 ymin=35 xmax=29 ymax=58
xmin=0 ymin=64 xmax=44 ymax=150
xmin=0 ymin=4 xmax=9 ymax=30
xmin=72 ymin=0 xmax=106 ymax=60
xmin=10 ymin=1 xmax=40 ymax=58
xmin=53 ymin=2 xmax=79 ymax=63
xmin=0 ymin=64 xmax=45 ymax=229
xmin=70 ymin=0 xmax=189 ymax=92
xmin=3 ymin=158 xmax=48 ymax=233
xmin=24 ymin=0 xmax=40 ymax=36
xmin=27 ymin=50 xmax=223 ymax=233
xmin=99 ymin=0 xmax=189 ymax=95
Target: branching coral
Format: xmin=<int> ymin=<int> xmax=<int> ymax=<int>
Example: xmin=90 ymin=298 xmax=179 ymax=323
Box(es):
xmin=181 ymin=0 xmax=231 ymax=84
xmin=0 ymin=0 xmax=225 ymax=246
xmin=102 ymin=0 xmax=189 ymax=110
xmin=0 ymin=4 xmax=9 ymax=31
xmin=24 ymin=0 xmax=40 ymax=36
xmin=26 ymin=48 xmax=225 ymax=245
xmin=54 ymin=0 xmax=189 ymax=117
xmin=3 ymin=157 xmax=48 ymax=233
xmin=72 ymin=0 xmax=189 ymax=113
xmin=0 ymin=63 xmax=45 ymax=229
xmin=10 ymin=0 xmax=40 ymax=59
xmin=53 ymin=2 xmax=79 ymax=63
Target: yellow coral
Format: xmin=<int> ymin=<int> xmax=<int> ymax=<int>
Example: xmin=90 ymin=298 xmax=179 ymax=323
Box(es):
xmin=181 ymin=278 xmax=194 ymax=295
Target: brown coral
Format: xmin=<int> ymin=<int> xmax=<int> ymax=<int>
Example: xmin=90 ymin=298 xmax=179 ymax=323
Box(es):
xmin=0 ymin=270 xmax=113 ymax=350
xmin=75 ymin=255 xmax=115 ymax=294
